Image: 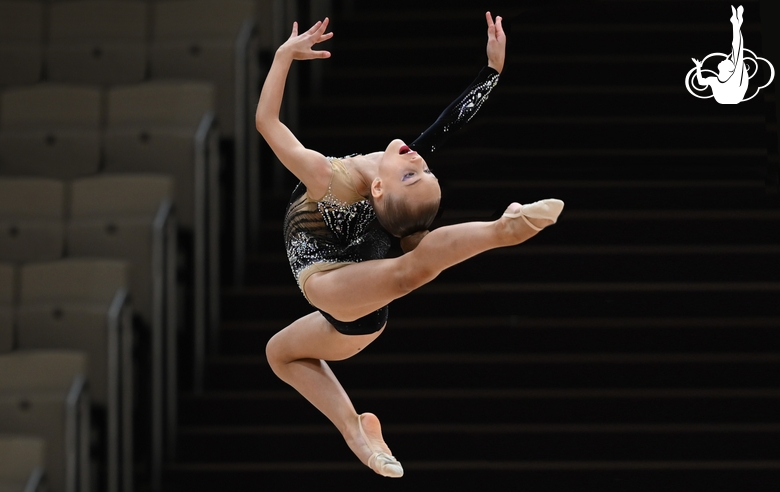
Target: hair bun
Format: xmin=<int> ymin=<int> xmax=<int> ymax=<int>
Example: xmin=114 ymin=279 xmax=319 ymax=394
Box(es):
xmin=400 ymin=230 xmax=429 ymax=253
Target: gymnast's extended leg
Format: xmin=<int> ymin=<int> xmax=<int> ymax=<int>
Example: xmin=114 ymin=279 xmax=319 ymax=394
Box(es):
xmin=305 ymin=201 xmax=557 ymax=321
xmin=266 ymin=200 xmax=561 ymax=477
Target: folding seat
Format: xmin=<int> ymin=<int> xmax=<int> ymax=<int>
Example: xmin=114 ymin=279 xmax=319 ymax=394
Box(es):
xmin=150 ymin=0 xmax=256 ymax=138
xmin=151 ymin=0 xmax=260 ymax=287
xmin=68 ymin=174 xmax=175 ymax=322
xmin=0 ymin=1 xmax=44 ymax=86
xmin=103 ymin=81 xmax=215 ymax=229
xmin=0 ymin=436 xmax=46 ymax=492
xmin=0 ymin=351 xmax=90 ymax=492
xmin=67 ymin=174 xmax=177 ymax=483
xmin=103 ymin=82 xmax=219 ymax=394
xmin=0 ymin=85 xmax=101 ymax=179
xmin=17 ymin=259 xmax=133 ymax=492
xmin=46 ymin=0 xmax=148 ymax=85
xmin=0 ymin=262 xmax=13 ymax=353
xmin=0 ymin=178 xmax=65 ymax=262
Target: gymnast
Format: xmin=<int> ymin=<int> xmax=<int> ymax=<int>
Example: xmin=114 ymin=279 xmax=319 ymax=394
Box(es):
xmin=256 ymin=13 xmax=563 ymax=478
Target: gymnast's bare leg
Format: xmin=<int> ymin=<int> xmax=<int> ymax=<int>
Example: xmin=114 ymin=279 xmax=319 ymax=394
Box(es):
xmin=266 ymin=203 xmax=554 ymax=474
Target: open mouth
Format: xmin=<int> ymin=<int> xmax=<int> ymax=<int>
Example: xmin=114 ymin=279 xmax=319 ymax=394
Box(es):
xmin=399 ymin=145 xmax=412 ymax=155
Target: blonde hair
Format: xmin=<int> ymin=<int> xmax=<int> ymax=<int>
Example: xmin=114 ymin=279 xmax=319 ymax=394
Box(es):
xmin=373 ymin=194 xmax=439 ymax=238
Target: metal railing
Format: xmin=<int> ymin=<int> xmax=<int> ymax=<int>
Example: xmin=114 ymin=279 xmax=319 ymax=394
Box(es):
xmin=234 ymin=19 xmax=260 ymax=285
xmin=151 ymin=200 xmax=176 ymax=490
xmin=23 ymin=466 xmax=46 ymax=492
xmin=64 ymin=375 xmax=89 ymax=492
xmin=192 ymin=112 xmax=219 ymax=396
xmin=107 ymin=288 xmax=132 ymax=492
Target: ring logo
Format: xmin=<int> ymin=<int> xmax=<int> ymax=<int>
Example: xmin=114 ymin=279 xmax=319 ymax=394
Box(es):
xmin=685 ymin=5 xmax=774 ymax=104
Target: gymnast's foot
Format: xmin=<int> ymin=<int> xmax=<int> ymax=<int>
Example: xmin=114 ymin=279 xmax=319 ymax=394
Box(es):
xmin=357 ymin=413 xmax=403 ymax=478
xmin=502 ymin=199 xmax=564 ymax=232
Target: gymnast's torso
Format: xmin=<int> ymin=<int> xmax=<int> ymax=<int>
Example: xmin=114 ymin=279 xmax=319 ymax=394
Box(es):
xmin=284 ymin=157 xmax=391 ymax=299
xmin=283 ymin=65 xmax=500 ymax=299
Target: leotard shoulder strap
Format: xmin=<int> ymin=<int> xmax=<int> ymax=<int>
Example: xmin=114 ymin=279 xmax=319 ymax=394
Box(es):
xmin=409 ymin=66 xmax=500 ymax=156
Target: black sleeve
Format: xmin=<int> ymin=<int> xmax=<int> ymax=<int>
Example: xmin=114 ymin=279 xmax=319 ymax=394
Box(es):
xmin=409 ymin=66 xmax=500 ymax=156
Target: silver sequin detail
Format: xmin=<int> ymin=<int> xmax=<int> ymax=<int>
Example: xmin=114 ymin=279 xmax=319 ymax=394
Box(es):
xmin=284 ymin=176 xmax=390 ymax=294
xmin=443 ymin=72 xmax=499 ymax=133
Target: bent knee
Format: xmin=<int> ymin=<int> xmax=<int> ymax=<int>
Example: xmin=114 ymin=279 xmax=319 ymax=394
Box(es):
xmin=265 ymin=333 xmax=290 ymax=370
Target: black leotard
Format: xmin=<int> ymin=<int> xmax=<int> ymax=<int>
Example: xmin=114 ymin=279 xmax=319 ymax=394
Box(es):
xmin=283 ymin=66 xmax=500 ymax=335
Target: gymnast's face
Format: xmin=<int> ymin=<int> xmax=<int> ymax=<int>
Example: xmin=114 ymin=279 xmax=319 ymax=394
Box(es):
xmin=371 ymin=139 xmax=441 ymax=206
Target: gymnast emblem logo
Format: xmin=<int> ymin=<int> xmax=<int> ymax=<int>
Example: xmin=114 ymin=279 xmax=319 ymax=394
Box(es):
xmin=685 ymin=5 xmax=774 ymax=104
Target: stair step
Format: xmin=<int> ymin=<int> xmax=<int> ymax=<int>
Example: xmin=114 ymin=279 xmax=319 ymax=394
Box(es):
xmin=222 ymin=281 xmax=780 ymax=320
xmin=179 ymin=389 xmax=780 ymax=426
xmin=302 ymin=118 xmax=768 ymax=153
xmin=320 ymin=56 xmax=771 ymax=95
xmin=205 ymin=353 xmax=780 ymax=391
xmin=244 ymin=246 xmax=780 ymax=286
xmin=164 ymin=463 xmax=780 ymax=492
xmin=324 ymin=29 xmax=761 ymax=68
xmin=301 ymin=88 xmax=763 ymax=124
xmin=176 ymin=423 xmax=780 ymax=462
xmin=441 ymin=180 xmax=767 ymax=211
xmin=219 ymin=316 xmax=780 ymax=356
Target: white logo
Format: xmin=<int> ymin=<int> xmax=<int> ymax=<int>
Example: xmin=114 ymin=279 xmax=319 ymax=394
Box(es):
xmin=685 ymin=5 xmax=774 ymax=104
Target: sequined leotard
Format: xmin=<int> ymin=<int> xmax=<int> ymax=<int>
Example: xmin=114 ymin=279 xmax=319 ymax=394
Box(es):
xmin=283 ymin=66 xmax=500 ymax=334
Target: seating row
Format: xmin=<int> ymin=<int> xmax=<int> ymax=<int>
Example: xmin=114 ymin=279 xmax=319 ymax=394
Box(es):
xmin=0 ymin=80 xmax=222 ymax=401
xmin=0 ymin=435 xmax=47 ymax=492
xmin=0 ymin=0 xmax=262 ymax=285
xmin=0 ymin=176 xmax=175 ymax=492
xmin=0 ymin=267 xmax=131 ymax=492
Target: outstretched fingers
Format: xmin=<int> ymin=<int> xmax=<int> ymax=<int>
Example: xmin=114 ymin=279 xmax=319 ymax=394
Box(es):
xmin=282 ymin=17 xmax=333 ymax=60
xmin=485 ymin=11 xmax=506 ymax=73
xmin=310 ymin=17 xmax=333 ymax=58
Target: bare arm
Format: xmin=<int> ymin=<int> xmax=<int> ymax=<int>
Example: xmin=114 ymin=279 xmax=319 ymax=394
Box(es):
xmin=256 ymin=19 xmax=333 ymax=198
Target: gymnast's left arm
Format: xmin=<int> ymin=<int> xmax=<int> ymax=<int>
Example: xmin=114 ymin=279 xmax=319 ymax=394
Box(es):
xmin=409 ymin=12 xmax=505 ymax=155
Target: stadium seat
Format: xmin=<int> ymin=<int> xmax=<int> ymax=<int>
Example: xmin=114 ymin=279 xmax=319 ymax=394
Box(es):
xmin=0 ymin=1 xmax=44 ymax=86
xmin=0 ymin=178 xmax=65 ymax=262
xmin=17 ymin=259 xmax=133 ymax=492
xmin=0 ymin=84 xmax=101 ymax=179
xmin=0 ymin=262 xmax=13 ymax=353
xmin=0 ymin=436 xmax=46 ymax=492
xmin=0 ymin=351 xmax=89 ymax=492
xmin=46 ymin=0 xmax=148 ymax=85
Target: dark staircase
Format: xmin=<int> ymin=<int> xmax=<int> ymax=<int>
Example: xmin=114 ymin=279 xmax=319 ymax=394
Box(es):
xmin=165 ymin=1 xmax=780 ymax=490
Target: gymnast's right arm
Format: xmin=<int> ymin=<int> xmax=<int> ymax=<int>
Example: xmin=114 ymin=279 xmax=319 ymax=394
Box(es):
xmin=256 ymin=19 xmax=333 ymax=197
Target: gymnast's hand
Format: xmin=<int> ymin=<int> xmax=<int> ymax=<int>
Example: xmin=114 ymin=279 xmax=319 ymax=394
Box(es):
xmin=277 ymin=18 xmax=333 ymax=61
xmin=486 ymin=12 xmax=506 ymax=73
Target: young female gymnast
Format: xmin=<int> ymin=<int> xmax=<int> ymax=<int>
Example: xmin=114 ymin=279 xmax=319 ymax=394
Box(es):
xmin=256 ymin=13 xmax=564 ymax=478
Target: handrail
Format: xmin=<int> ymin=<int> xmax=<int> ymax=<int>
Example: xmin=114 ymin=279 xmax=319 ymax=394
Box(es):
xmin=107 ymin=288 xmax=130 ymax=492
xmin=120 ymin=296 xmax=133 ymax=492
xmin=234 ymin=19 xmax=258 ymax=286
xmin=193 ymin=111 xmax=217 ymax=394
xmin=65 ymin=375 xmax=87 ymax=492
xmin=107 ymin=290 xmax=123 ymax=492
xmin=23 ymin=466 xmax=46 ymax=492
xmin=208 ymin=126 xmax=221 ymax=354
xmin=150 ymin=199 xmax=173 ymax=490
xmin=165 ymin=212 xmax=178 ymax=460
